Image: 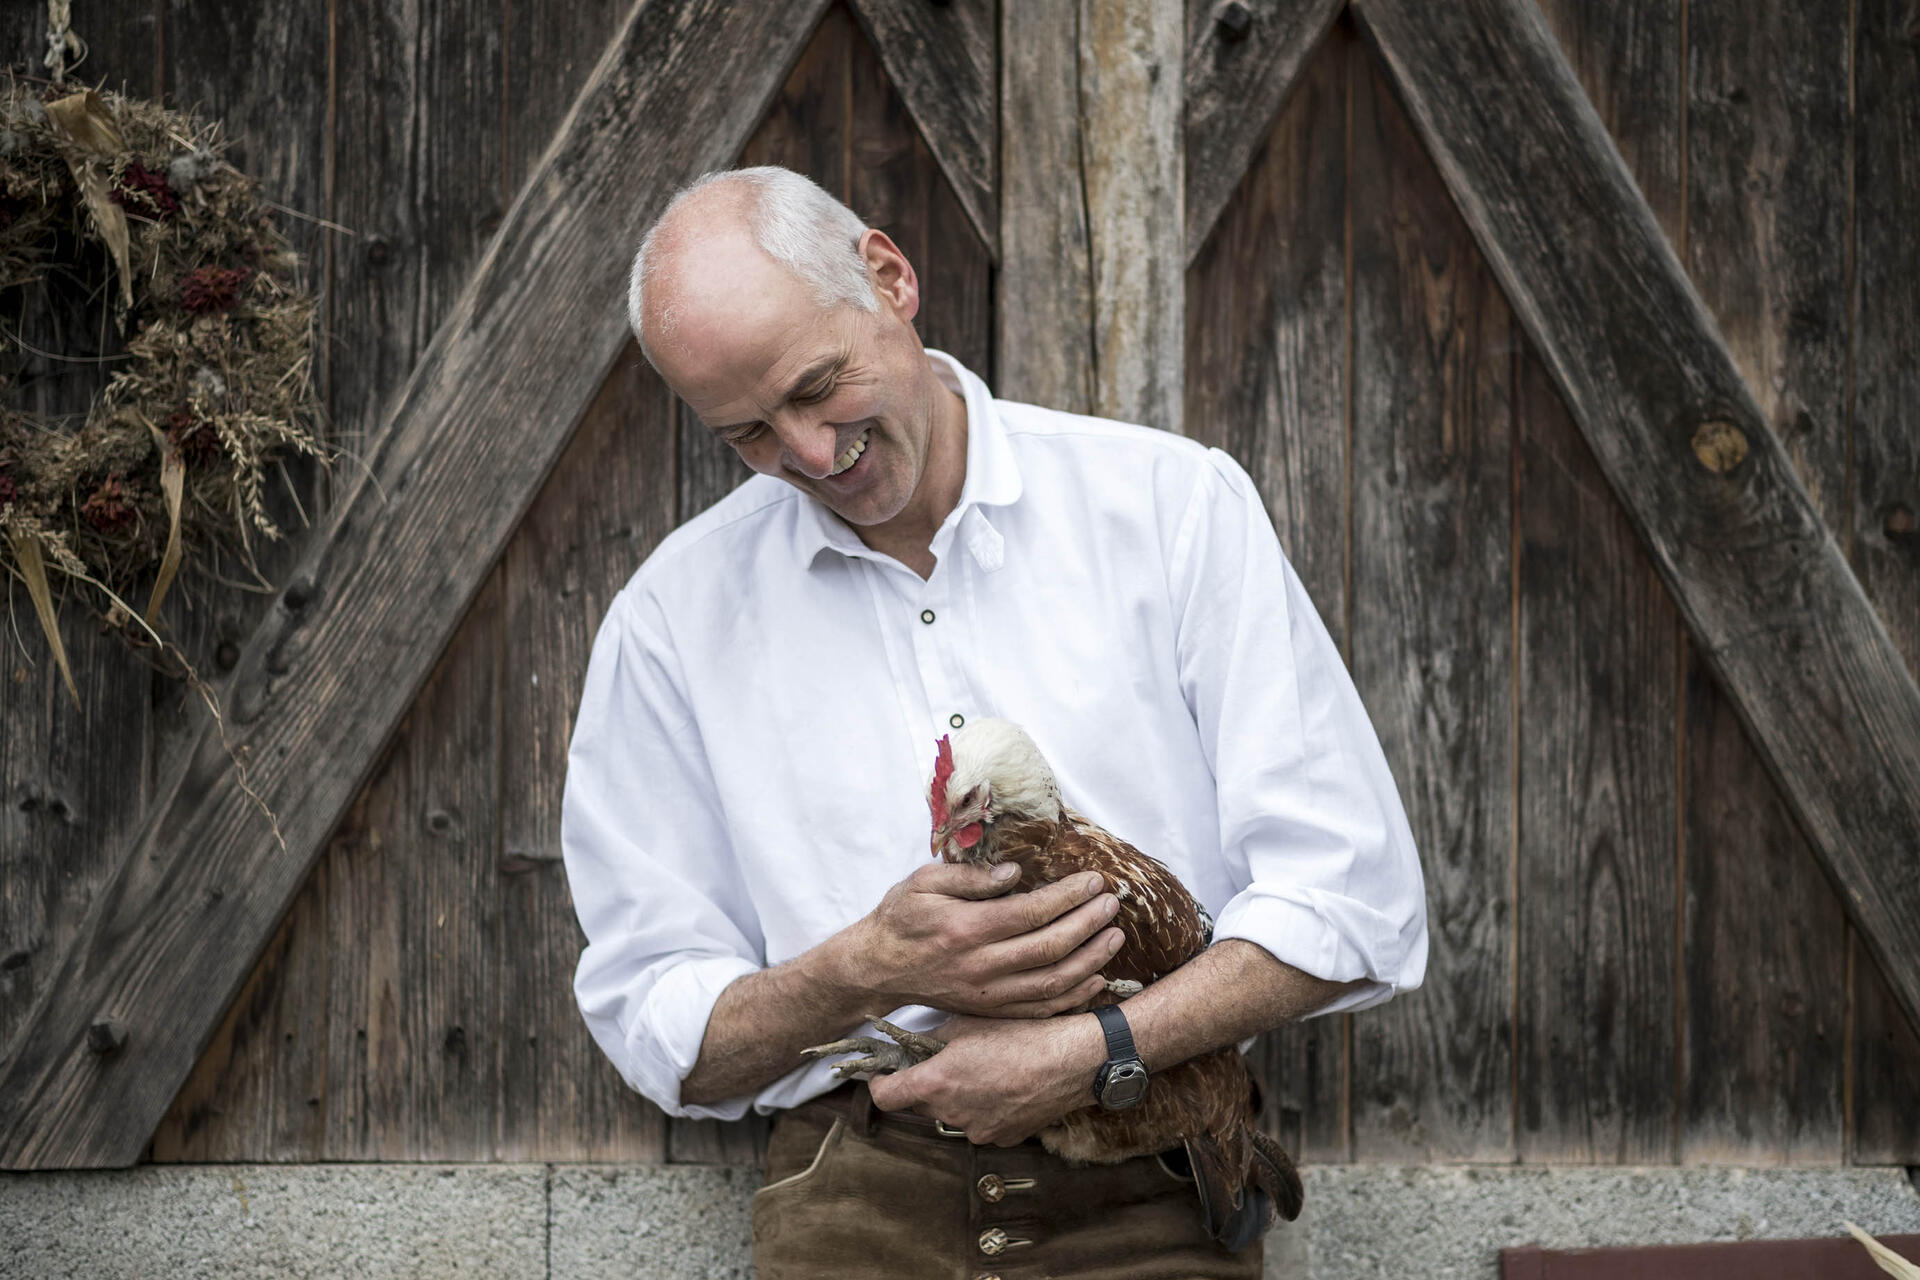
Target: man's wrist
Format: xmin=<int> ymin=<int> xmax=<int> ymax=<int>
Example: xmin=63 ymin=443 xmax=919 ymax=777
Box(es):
xmin=794 ymin=920 xmax=890 ymax=1018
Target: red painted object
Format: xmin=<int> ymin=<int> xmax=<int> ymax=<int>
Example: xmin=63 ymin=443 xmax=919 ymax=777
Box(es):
xmin=1503 ymin=1234 xmax=1920 ymax=1279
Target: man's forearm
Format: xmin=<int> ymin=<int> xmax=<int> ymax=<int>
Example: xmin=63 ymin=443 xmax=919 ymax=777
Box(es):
xmin=1116 ymin=938 xmax=1363 ymax=1075
xmin=678 ymin=927 xmax=877 ymax=1107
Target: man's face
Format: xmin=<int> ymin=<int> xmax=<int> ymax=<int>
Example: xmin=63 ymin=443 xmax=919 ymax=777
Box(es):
xmin=646 ymin=225 xmax=938 ymax=532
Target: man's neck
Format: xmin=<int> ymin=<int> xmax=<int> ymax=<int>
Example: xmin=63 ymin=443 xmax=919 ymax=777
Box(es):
xmin=858 ymin=375 xmax=969 ymax=579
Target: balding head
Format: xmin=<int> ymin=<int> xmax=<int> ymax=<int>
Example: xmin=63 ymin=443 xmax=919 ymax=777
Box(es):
xmin=627 ymin=166 xmax=879 ymax=370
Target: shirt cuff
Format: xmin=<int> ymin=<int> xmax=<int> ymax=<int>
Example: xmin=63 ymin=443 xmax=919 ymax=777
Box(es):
xmin=1211 ymin=887 xmax=1410 ymax=1017
xmin=619 ymin=954 xmax=763 ymax=1120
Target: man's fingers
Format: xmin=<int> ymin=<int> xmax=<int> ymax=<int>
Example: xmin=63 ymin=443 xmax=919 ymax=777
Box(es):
xmin=983 ymin=887 xmax=1118 ymax=968
xmin=992 ymin=926 xmax=1123 ymax=1005
xmin=910 ymin=860 xmax=1021 ymax=901
xmin=990 ymin=973 xmax=1111 ymax=1019
xmin=978 ymin=871 xmax=1107 ymax=941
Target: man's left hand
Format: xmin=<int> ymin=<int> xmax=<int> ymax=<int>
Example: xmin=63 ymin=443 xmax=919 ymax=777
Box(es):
xmin=866 ymin=1012 xmax=1109 ymax=1146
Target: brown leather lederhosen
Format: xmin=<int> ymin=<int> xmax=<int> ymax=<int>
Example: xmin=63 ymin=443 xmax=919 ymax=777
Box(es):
xmin=751 ymin=1082 xmax=1264 ymax=1280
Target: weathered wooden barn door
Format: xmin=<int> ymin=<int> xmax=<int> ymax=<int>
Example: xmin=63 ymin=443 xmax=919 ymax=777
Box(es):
xmin=3 ymin=0 xmax=1915 ymax=1171
xmin=1187 ymin=2 xmax=1920 ymax=1164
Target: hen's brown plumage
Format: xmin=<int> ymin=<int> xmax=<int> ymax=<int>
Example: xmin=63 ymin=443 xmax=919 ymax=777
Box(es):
xmin=926 ymin=721 xmax=1304 ymax=1240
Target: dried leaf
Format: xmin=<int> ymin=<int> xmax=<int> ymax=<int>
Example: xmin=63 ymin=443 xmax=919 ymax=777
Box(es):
xmin=44 ymin=90 xmax=134 ymax=309
xmin=1846 ymin=1222 xmax=1920 ymax=1280
xmin=8 ymin=531 xmax=80 ymax=710
xmin=143 ymin=419 xmax=186 ymax=624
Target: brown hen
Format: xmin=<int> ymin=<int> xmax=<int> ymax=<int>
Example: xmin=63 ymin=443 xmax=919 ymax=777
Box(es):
xmin=806 ymin=717 xmax=1303 ymax=1247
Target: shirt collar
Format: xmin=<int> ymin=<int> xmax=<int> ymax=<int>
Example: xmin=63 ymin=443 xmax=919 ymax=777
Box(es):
xmin=790 ymin=347 xmax=1022 ymax=573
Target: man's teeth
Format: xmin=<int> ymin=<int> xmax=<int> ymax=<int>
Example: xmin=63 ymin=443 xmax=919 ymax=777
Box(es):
xmin=829 ymin=428 xmax=870 ymax=476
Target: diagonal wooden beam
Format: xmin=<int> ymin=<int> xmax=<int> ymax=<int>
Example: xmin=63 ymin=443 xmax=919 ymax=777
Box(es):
xmin=845 ymin=0 xmax=997 ymax=260
xmin=1351 ymin=0 xmax=1920 ymax=1035
xmin=1184 ymin=0 xmax=1346 ymax=263
xmin=0 ymin=0 xmax=832 ymax=1169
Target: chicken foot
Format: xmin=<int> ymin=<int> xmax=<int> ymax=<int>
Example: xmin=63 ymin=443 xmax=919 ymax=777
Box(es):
xmin=802 ymin=1014 xmax=945 ymax=1078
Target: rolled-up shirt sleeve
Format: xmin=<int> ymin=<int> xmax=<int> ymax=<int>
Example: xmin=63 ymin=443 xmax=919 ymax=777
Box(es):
xmin=562 ymin=586 xmax=765 ymax=1119
xmin=1169 ymin=448 xmax=1428 ymax=1015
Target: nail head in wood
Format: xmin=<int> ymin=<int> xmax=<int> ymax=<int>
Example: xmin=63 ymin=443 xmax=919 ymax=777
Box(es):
xmin=1886 ymin=503 xmax=1915 ymax=540
xmin=1691 ymin=419 xmax=1749 ymax=474
xmin=1215 ymin=1 xmax=1254 ymax=41
xmin=87 ymin=1017 xmax=128 ymax=1055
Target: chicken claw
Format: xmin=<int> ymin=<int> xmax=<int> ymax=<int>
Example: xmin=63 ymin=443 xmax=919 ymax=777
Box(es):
xmin=801 ymin=1014 xmax=945 ymax=1078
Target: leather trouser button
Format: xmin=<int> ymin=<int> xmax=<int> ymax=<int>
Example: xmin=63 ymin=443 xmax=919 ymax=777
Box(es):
xmin=979 ymin=1228 xmax=1008 ymax=1255
xmin=976 ymin=1173 xmax=1005 ymax=1202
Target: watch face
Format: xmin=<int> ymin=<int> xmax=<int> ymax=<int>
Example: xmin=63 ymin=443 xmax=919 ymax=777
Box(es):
xmin=1099 ymin=1061 xmax=1150 ymax=1110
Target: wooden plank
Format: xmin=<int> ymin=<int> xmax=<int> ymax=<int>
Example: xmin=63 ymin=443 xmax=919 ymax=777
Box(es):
xmin=322 ymin=573 xmax=502 ymax=1160
xmin=0 ymin=0 xmax=833 ymax=1169
xmin=1345 ymin=35 xmax=1515 ymax=1162
xmin=0 ymin=13 xmax=160 ymax=1068
xmin=1515 ymin=347 xmax=1680 ymax=1164
xmin=1352 ymin=0 xmax=1920 ymax=1045
xmin=845 ymin=0 xmax=996 ymax=258
xmin=497 ymin=349 xmax=673 ymax=1162
xmin=1183 ymin=0 xmax=1344 ymax=263
xmin=1513 ymin=0 xmax=1681 ymax=1166
xmin=493 ymin=0 xmax=666 ymax=1165
xmin=1849 ymin=0 xmax=1920 ymax=1165
xmin=996 ymin=1 xmax=1094 ymax=416
xmin=1679 ymin=0 xmax=1851 ymax=1165
xmin=1183 ymin=14 xmax=1353 ymax=1163
xmin=1080 ymin=0 xmax=1186 ymax=432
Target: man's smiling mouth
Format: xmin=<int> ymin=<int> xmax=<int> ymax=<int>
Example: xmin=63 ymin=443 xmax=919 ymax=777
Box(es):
xmin=828 ymin=426 xmax=870 ymax=477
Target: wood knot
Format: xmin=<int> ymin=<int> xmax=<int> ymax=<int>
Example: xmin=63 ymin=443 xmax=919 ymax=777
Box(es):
xmin=1215 ymin=0 xmax=1254 ymax=40
xmin=425 ymin=809 xmax=455 ymax=836
xmin=87 ymin=1017 xmax=128 ymax=1055
xmin=1691 ymin=419 xmax=1748 ymax=473
xmin=1886 ymin=503 xmax=1915 ymax=541
xmin=282 ymin=576 xmax=314 ymax=612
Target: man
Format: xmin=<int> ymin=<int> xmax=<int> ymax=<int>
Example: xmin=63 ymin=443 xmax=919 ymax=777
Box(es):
xmin=562 ymin=165 xmax=1427 ymax=1277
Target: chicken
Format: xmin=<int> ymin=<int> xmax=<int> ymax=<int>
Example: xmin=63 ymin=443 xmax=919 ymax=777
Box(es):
xmin=804 ymin=718 xmax=1303 ymax=1247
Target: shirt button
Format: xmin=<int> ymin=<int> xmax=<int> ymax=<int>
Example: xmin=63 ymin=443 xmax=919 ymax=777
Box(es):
xmin=975 ymin=1173 xmax=1005 ymax=1202
xmin=920 ymin=609 xmax=936 ymax=624
xmin=950 ymin=713 xmax=965 ymax=728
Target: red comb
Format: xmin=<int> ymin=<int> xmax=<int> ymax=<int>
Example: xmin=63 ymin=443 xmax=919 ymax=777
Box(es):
xmin=929 ymin=734 xmax=956 ymax=830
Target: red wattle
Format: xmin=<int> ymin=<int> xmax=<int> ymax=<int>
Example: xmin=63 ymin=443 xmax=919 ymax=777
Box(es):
xmin=956 ymin=822 xmax=983 ymax=849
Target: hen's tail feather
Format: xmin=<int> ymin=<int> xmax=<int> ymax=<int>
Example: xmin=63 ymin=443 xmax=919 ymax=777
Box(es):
xmin=1181 ymin=1130 xmax=1242 ymax=1245
xmin=1250 ymin=1127 xmax=1305 ymax=1223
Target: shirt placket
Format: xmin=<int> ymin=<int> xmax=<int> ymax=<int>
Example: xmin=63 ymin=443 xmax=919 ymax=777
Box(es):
xmin=910 ymin=547 xmax=968 ymax=738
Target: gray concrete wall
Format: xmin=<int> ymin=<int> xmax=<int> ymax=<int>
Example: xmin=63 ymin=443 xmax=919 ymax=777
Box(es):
xmin=2 ymin=1163 xmax=1916 ymax=1278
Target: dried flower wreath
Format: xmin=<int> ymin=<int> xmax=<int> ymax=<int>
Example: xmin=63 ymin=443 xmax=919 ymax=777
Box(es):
xmin=0 ymin=73 xmax=328 ymax=708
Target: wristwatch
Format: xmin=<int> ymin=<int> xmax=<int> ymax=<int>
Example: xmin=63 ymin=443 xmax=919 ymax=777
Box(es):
xmin=1091 ymin=1004 xmax=1150 ymax=1110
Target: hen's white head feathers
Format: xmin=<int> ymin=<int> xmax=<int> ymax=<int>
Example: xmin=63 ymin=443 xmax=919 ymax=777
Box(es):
xmin=938 ymin=717 xmax=1063 ymax=825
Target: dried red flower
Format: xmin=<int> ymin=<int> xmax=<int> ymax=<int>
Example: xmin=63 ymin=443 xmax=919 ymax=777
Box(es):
xmin=81 ymin=473 xmax=136 ymax=534
xmin=0 ymin=470 xmax=16 ymax=509
xmin=166 ymin=408 xmax=224 ymax=468
xmin=179 ymin=265 xmax=253 ymax=314
xmin=111 ymin=161 xmax=181 ymax=217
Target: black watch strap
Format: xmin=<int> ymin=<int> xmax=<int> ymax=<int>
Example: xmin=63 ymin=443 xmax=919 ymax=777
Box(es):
xmin=1092 ymin=1003 xmax=1138 ymax=1062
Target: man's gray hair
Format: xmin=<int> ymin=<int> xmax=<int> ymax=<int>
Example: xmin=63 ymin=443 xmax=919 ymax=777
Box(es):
xmin=626 ymin=166 xmax=878 ymax=367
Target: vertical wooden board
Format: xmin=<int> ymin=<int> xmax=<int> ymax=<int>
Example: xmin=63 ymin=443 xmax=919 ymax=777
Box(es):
xmin=1848 ymin=0 xmax=1920 ymax=1164
xmin=1183 ymin=18 xmax=1353 ymax=1163
xmin=996 ymin=0 xmax=1095 ymax=416
xmin=492 ymin=0 xmax=668 ymax=1165
xmin=847 ymin=14 xmax=991 ymax=378
xmin=495 ymin=346 xmax=674 ymax=1162
xmin=149 ymin=878 xmax=328 ymax=1160
xmin=311 ymin=0 xmax=507 ymax=1162
xmin=1514 ymin=347 xmax=1679 ymax=1164
xmin=1345 ymin=37 xmax=1515 ymax=1163
xmin=149 ymin=0 xmax=334 ymax=803
xmin=1516 ymin=0 xmax=1681 ymax=1166
xmin=1680 ymin=658 xmax=1846 ymax=1164
xmin=1677 ymin=0 xmax=1850 ymax=1166
xmin=322 ymin=572 xmax=503 ymax=1160
xmin=0 ymin=18 xmax=160 ymax=1061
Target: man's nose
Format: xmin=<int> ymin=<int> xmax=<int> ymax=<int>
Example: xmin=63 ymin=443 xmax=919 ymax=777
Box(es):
xmin=777 ymin=414 xmax=841 ymax=479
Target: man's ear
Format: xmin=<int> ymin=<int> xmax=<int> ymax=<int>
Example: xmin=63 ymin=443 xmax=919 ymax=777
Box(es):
xmin=859 ymin=227 xmax=920 ymax=321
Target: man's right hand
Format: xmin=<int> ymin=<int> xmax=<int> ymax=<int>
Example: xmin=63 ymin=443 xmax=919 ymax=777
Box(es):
xmin=840 ymin=863 xmax=1123 ymax=1018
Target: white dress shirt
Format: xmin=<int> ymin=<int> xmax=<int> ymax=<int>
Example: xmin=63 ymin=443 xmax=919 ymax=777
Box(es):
xmin=561 ymin=348 xmax=1428 ymax=1121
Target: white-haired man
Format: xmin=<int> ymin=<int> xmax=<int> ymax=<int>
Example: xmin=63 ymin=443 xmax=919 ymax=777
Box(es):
xmin=561 ymin=165 xmax=1428 ymax=1277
